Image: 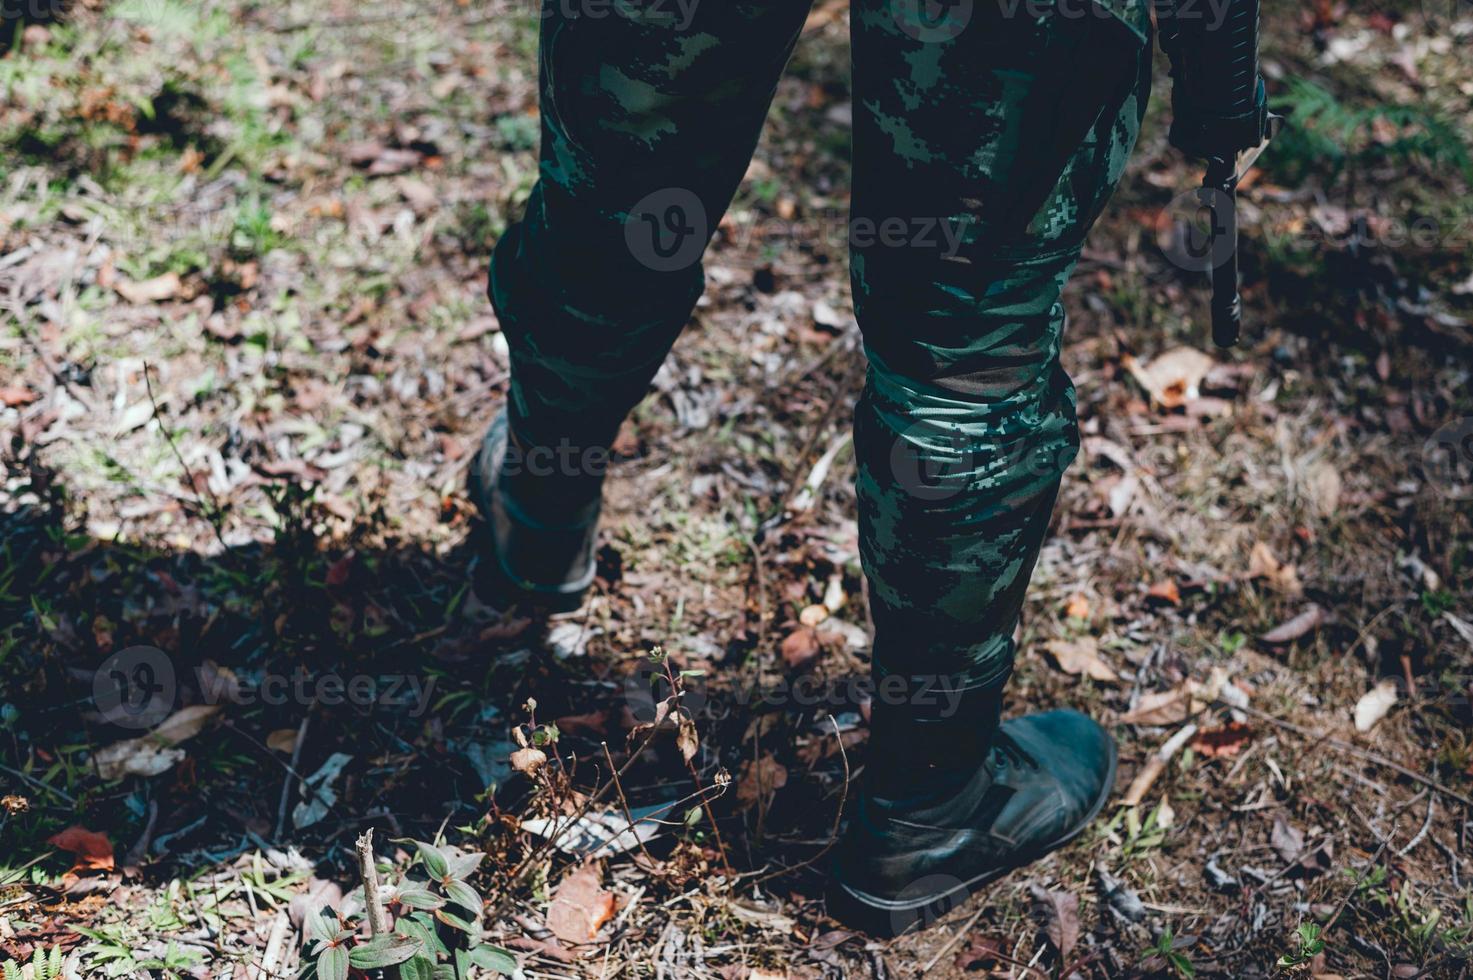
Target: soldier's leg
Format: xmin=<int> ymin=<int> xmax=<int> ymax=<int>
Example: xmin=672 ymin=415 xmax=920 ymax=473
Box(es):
xmin=475 ymin=1 xmax=814 ymax=604
xmin=834 ymin=1 xmax=1152 ymax=927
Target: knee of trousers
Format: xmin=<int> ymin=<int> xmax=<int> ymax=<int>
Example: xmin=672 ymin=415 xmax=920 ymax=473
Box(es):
xmin=488 ymin=215 xmax=701 ymax=449
xmin=851 ymin=246 xmax=1082 ymax=685
xmin=854 ymin=364 xmax=1078 ymax=685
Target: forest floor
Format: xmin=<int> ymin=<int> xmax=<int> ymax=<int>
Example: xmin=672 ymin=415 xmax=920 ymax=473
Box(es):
xmin=2 ymin=0 xmax=1472 ymax=977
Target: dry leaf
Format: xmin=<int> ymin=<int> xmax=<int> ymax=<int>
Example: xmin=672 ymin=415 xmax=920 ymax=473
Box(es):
xmin=780 ymin=628 xmax=821 ymax=669
xmin=546 ymin=862 xmax=616 ymax=946
xmin=150 ymin=704 xmax=221 ymax=744
xmin=1261 ymin=604 xmax=1325 ymax=645
xmin=266 ymin=728 xmax=299 ymax=753
xmin=1270 ymin=817 xmax=1305 ymax=864
xmin=955 ymin=936 xmax=1005 ymax=971
xmin=1119 ymin=686 xmax=1192 ymax=726
xmin=1042 ymin=638 xmax=1118 ymax=683
xmin=799 ymin=603 xmax=830 ymax=628
xmin=1124 ymin=347 xmax=1215 ymax=409
xmin=675 ymin=714 xmax=699 ymax=763
xmin=1147 ymin=579 xmax=1182 ymax=605
xmin=94 ymin=704 xmax=222 ymax=780
xmin=47 ymin=826 xmax=115 ymax=871
xmin=735 ymin=755 xmax=789 ymax=810
xmin=1304 ymin=461 xmax=1342 ymax=519
xmin=1247 ymin=541 xmax=1303 ymax=596
xmin=0 ymin=385 xmax=40 ymax=407
xmin=1353 ymin=678 xmax=1398 ymax=732
xmin=115 ymin=272 xmax=182 ymax=305
xmin=1190 ymin=721 xmax=1253 ymax=758
xmin=510 ymin=746 xmax=547 ymax=773
xmin=1028 ymin=886 xmax=1080 ymax=962
xmin=1064 ymin=593 xmax=1091 ymax=620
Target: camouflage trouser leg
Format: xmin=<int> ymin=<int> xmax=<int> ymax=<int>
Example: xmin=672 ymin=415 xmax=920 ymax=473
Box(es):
xmin=848 ymin=4 xmax=1151 ymax=751
xmin=489 ymin=0 xmax=815 ymax=517
xmin=490 ymin=1 xmax=1150 ymax=735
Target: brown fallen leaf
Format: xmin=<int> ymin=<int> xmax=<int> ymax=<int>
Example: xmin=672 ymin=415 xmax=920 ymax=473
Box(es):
xmin=266 ymin=728 xmax=299 ymax=754
xmin=510 ymin=746 xmax=547 ymax=774
xmin=47 ymin=826 xmax=115 ymax=871
xmin=1064 ymin=593 xmax=1091 ymax=620
xmin=1190 ymin=721 xmax=1253 ymax=758
xmin=780 ymin=628 xmax=821 ymax=669
xmin=735 ymin=754 xmax=789 ymax=810
xmin=114 ymin=272 xmax=181 ymax=305
xmin=149 ymin=704 xmax=221 ymax=745
xmin=1029 ymin=886 xmax=1080 ymax=962
xmin=1147 ymin=579 xmax=1182 ymax=606
xmin=0 ymin=385 xmax=40 ymax=407
xmin=1261 ymin=604 xmax=1325 ymax=645
xmin=1247 ymin=540 xmax=1303 ymax=596
xmin=546 ymin=862 xmax=616 ymax=946
xmin=554 ymin=710 xmax=610 ymax=738
xmin=955 ymin=936 xmax=1004 ymax=971
xmin=1042 ymin=638 xmax=1119 ymax=683
xmin=675 ymin=713 xmax=699 ymax=764
xmin=1119 ymin=686 xmax=1193 ymax=726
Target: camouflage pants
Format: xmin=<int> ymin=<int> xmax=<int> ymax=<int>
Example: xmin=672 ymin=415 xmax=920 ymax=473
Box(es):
xmin=490 ymin=0 xmax=1151 ymax=719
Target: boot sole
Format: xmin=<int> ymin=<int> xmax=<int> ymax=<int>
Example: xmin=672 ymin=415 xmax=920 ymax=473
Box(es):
xmin=465 ymin=448 xmax=592 ymax=615
xmin=829 ymin=739 xmax=1118 ymax=937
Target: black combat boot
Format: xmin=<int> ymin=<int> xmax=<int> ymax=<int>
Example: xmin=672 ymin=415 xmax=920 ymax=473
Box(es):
xmin=830 ymin=678 xmax=1116 ymax=935
xmin=467 ymin=410 xmax=600 ymax=612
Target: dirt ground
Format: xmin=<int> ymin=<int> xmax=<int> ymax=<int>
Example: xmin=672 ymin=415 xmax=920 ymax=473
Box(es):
xmin=2 ymin=0 xmax=1472 ymax=977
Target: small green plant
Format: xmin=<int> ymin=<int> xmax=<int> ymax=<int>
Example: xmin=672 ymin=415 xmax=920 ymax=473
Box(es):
xmin=1270 ymin=77 xmax=1472 ymax=183
xmin=1100 ymin=799 xmax=1170 ymax=859
xmin=1141 ymin=927 xmax=1196 ymax=977
xmin=2 ymin=947 xmax=63 ymax=980
xmin=1276 ymin=922 xmax=1326 ymax=970
xmin=298 ymin=839 xmax=516 ymax=980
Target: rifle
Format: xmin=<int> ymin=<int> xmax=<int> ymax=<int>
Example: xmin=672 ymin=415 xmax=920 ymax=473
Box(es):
xmin=1156 ymin=0 xmax=1281 ymax=348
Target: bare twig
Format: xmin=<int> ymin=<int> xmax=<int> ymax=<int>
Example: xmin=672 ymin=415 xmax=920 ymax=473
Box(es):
xmin=1121 ymin=722 xmax=1199 ymax=807
xmin=123 ymin=798 xmax=160 ymax=867
xmin=745 ymin=536 xmax=770 ymax=658
xmin=355 ymin=829 xmax=391 ymax=936
xmin=601 ymin=742 xmax=658 ymax=870
xmin=252 ymin=913 xmax=290 ymax=980
xmin=1322 ymin=791 xmax=1428 ymax=943
xmin=1226 ymin=701 xmax=1472 ymax=807
xmin=143 ymin=362 xmax=232 ymax=557
xmin=486 ymin=725 xmax=665 ymax=924
xmin=1397 ymin=794 xmax=1436 ymax=857
xmin=274 ymin=712 xmax=311 ymax=840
